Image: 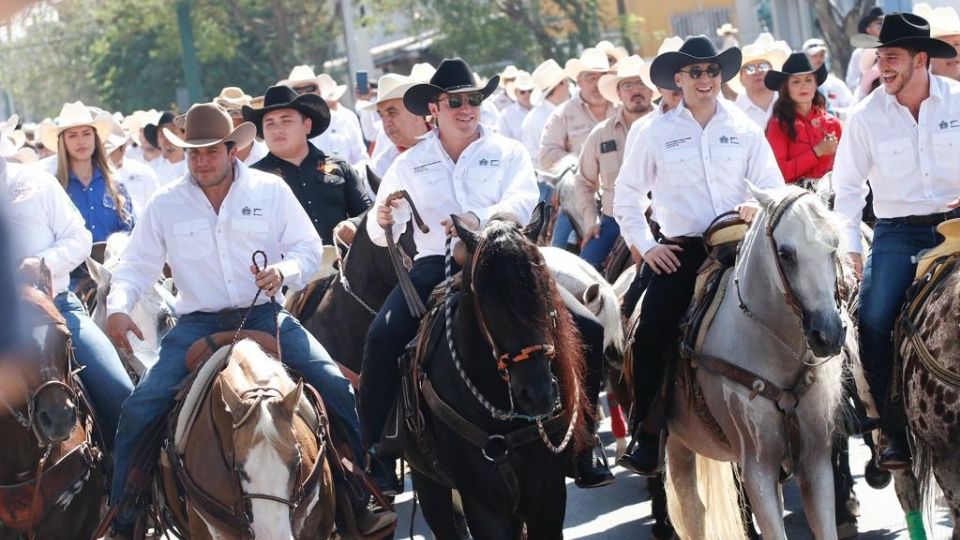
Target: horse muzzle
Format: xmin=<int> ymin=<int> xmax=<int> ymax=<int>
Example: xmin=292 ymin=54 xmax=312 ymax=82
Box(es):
xmin=802 ymin=309 xmax=846 ymax=358
xmin=508 ymin=364 xmax=560 ymax=418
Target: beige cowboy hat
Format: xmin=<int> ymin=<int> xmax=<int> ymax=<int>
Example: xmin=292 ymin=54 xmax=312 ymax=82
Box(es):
xmin=409 ymin=62 xmax=436 ymax=83
xmin=716 ymin=23 xmax=738 ymax=36
xmin=284 ymin=64 xmax=320 ymax=87
xmin=565 ymin=47 xmax=611 ymax=79
xmin=500 ymin=65 xmax=520 ymax=80
xmin=598 ymin=55 xmax=660 ymax=105
xmin=532 ymin=58 xmax=569 ymax=96
xmin=0 ymin=115 xmax=19 ymax=158
xmin=914 ymin=3 xmax=960 ymax=38
xmin=214 ymin=86 xmax=253 ymax=116
xmin=506 ymin=71 xmax=536 ymax=100
xmin=728 ymin=32 xmax=791 ymax=94
xmin=318 ymin=73 xmax=347 ymax=101
xmin=163 ymin=102 xmax=256 ymax=149
xmin=103 ymin=118 xmax=131 ymax=154
xmin=39 ymin=101 xmax=114 ymax=153
xmin=596 ymin=40 xmax=629 ymax=64
xmin=361 ymin=73 xmax=418 ymax=111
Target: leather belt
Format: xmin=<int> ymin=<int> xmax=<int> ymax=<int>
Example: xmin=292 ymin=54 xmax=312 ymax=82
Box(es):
xmin=883 ymin=208 xmax=960 ymax=227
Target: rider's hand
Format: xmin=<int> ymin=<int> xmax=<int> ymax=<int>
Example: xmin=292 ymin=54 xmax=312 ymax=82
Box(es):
xmin=644 ymin=244 xmax=684 ymax=275
xmin=735 ymin=201 xmax=762 ymax=223
xmin=580 ymin=224 xmax=601 ymax=249
xmin=376 ymin=199 xmax=401 ymax=229
xmin=846 ymin=252 xmax=864 ymax=282
xmin=442 ymin=212 xmax=480 ymax=238
xmin=948 ymin=197 xmax=960 ymax=209
xmin=333 ymin=220 xmax=357 ymax=245
xmin=629 ymin=245 xmax=644 ymax=266
xmin=17 ymin=257 xmax=43 ymax=284
xmin=250 ymin=264 xmax=284 ymax=297
xmin=813 ymin=135 xmax=838 ymax=158
xmin=107 ymin=313 xmax=144 ymax=353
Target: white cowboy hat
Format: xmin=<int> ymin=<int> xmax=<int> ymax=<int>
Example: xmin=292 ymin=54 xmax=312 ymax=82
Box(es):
xmin=409 ymin=62 xmax=436 ymax=83
xmin=532 ymin=58 xmax=569 ymax=96
xmin=0 ymin=115 xmax=19 ymax=158
xmin=506 ymin=71 xmax=536 ymax=100
xmin=39 ymin=102 xmax=114 ymax=153
xmin=284 ymin=64 xmax=320 ymax=87
xmin=716 ymin=23 xmax=738 ymax=36
xmin=914 ymin=3 xmax=960 ymax=38
xmin=729 ymin=32 xmax=791 ymax=94
xmin=214 ymin=86 xmax=253 ymax=115
xmin=361 ymin=73 xmax=418 ymax=111
xmin=103 ymin=119 xmax=131 ymax=154
xmin=643 ymin=35 xmax=685 ymax=90
xmin=565 ymin=47 xmax=611 ymax=79
xmin=596 ymin=40 xmax=629 ymax=63
xmin=317 ymin=73 xmax=347 ymax=101
xmin=500 ymin=65 xmax=520 ymax=80
xmin=802 ymin=38 xmax=828 ymax=55
xmin=598 ymin=55 xmax=660 ymax=105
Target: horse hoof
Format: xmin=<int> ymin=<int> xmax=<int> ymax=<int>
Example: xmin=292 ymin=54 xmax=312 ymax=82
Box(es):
xmin=864 ymin=459 xmax=891 ymax=490
xmin=837 ymin=520 xmax=859 ymax=539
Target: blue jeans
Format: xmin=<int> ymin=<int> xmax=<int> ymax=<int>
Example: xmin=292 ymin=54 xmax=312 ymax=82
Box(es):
xmin=110 ymin=303 xmax=360 ymax=525
xmin=551 ymin=213 xmax=577 ymax=248
xmin=859 ymin=220 xmax=941 ymax=417
xmin=580 ymin=214 xmax=620 ymax=272
xmin=54 ymin=292 xmax=132 ymax=451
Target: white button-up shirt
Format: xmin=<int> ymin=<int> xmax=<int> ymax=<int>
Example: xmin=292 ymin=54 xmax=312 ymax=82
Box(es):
xmin=367 ymin=127 xmax=538 ymax=260
xmin=150 ymin=156 xmax=188 ymax=188
xmin=311 ymin=107 xmax=369 ymax=166
xmin=521 ymin=99 xmax=558 ymax=166
xmin=615 ymin=99 xmax=785 ymax=255
xmin=369 ymin=142 xmax=402 ymax=180
xmin=834 ymin=75 xmax=960 ymax=253
xmin=106 ymin=160 xmax=322 ymax=316
xmin=4 ymin=163 xmax=92 ymax=296
xmin=117 ymin=158 xmax=159 ymax=218
xmin=498 ymin=101 xmax=531 ymax=141
xmin=735 ymin=91 xmax=777 ymax=129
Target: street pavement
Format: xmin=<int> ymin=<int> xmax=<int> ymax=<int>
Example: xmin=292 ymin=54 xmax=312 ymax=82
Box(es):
xmin=394 ymin=397 xmax=955 ymax=539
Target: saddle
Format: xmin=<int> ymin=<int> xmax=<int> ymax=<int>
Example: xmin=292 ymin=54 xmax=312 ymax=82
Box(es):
xmin=914 ymin=218 xmax=960 ymax=279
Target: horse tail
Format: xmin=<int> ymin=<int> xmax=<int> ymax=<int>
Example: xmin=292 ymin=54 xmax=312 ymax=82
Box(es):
xmin=666 ymin=454 xmax=744 ymax=540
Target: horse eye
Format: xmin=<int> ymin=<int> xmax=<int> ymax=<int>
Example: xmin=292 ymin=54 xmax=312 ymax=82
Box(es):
xmin=778 ymin=246 xmax=796 ymax=262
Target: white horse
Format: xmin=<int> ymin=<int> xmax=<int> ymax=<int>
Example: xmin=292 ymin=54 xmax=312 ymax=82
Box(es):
xmin=665 ymin=186 xmax=848 ymax=540
xmin=86 ymin=232 xmax=176 ymax=377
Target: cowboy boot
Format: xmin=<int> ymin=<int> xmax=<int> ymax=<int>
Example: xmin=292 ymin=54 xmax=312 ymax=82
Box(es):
xmin=367 ymin=449 xmax=403 ymax=496
xmin=618 ymin=427 xmax=666 ymax=476
xmin=574 ymin=435 xmax=614 ymax=488
xmin=878 ymin=433 xmax=912 ymax=470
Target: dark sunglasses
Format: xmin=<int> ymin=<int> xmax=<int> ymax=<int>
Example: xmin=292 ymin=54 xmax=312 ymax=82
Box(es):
xmin=293 ymin=84 xmax=319 ymax=94
xmin=436 ymin=92 xmax=485 ymax=109
xmin=678 ymin=64 xmax=722 ymax=79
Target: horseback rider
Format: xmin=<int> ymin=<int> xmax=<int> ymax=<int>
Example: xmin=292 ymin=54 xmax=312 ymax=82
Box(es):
xmin=245 ymin=85 xmax=371 ymax=247
xmin=365 ymin=73 xmax=433 ymax=179
xmin=102 ymin=103 xmax=395 ymax=538
xmin=359 ymin=57 xmax=612 ymax=494
xmin=3 ymin=156 xmax=134 ymax=450
xmin=613 ymin=35 xmax=785 ymax=476
xmin=833 ymin=13 xmax=960 ymax=469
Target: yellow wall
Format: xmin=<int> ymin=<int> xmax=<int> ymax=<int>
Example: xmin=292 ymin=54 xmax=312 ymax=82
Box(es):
xmin=621 ymin=0 xmax=739 ymax=57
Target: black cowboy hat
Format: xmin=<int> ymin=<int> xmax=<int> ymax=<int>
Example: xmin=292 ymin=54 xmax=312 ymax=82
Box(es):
xmin=143 ymin=111 xmax=176 ymax=149
xmin=763 ymin=52 xmax=828 ymax=91
xmin=241 ymin=85 xmax=331 ymax=139
xmin=850 ymin=12 xmax=957 ymax=59
xmin=858 ymin=7 xmax=884 ymax=34
xmin=403 ymin=57 xmax=499 ymax=116
xmin=649 ymin=35 xmax=743 ymax=91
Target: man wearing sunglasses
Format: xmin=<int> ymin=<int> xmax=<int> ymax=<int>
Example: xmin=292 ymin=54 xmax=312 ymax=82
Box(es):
xmin=614 ymin=35 xmax=785 ymax=476
xmin=732 ymin=33 xmax=789 ymax=129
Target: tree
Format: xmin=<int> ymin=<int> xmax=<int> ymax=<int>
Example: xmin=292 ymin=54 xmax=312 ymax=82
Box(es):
xmin=812 ymin=0 xmax=875 ymax=78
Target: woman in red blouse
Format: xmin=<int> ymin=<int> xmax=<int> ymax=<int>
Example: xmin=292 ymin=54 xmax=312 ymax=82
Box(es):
xmin=764 ymin=52 xmax=842 ymax=184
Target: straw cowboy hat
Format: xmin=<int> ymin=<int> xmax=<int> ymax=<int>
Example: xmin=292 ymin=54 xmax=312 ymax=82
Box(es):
xmin=242 ymin=85 xmax=331 ymax=139
xmin=317 ymin=73 xmax=347 ymax=101
xmin=164 ymin=103 xmax=256 ymax=149
xmin=531 ymin=59 xmax=569 ymax=96
xmin=0 ymin=115 xmax=19 ymax=158
xmin=728 ymin=32 xmax=790 ymax=94
xmin=409 ymin=62 xmax=436 ymax=83
xmin=598 ymin=55 xmax=660 ymax=105
xmin=716 ymin=23 xmax=738 ymax=37
xmin=763 ymin=52 xmax=828 ymax=91
xmin=506 ymin=71 xmax=536 ymax=100
xmin=214 ymin=86 xmax=253 ymax=116
xmin=596 ymin=40 xmax=629 ymax=64
xmin=284 ymin=65 xmax=320 ymax=87
xmin=103 ymin=118 xmax=131 ymax=154
xmin=39 ymin=102 xmax=114 ymax=153
xmin=500 ymin=65 xmax=520 ymax=80
xmin=360 ymin=74 xmax=419 ymax=111
xmin=650 ymin=35 xmax=743 ymax=91
xmin=565 ymin=47 xmax=611 ymax=79
xmin=403 ymin=57 xmax=500 ymax=116
xmin=914 ymin=3 xmax=960 ymax=38
xmin=850 ymin=12 xmax=957 ymax=58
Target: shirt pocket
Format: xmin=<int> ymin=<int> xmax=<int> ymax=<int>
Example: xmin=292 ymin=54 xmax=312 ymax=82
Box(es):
xmin=932 ymin=130 xmax=960 ymax=170
xmin=598 ymin=151 xmax=621 ymax=182
xmin=875 ymin=138 xmax=914 ymax=178
xmin=662 ymin=145 xmax=701 ymax=183
xmin=231 ymin=217 xmax=270 ymax=244
xmin=172 ymin=218 xmax=214 ymax=260
xmin=412 ymin=172 xmax=450 ymax=209
xmin=466 ymin=165 xmax=503 ymax=204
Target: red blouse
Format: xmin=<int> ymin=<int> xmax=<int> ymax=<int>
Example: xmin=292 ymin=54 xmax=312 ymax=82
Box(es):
xmin=765 ymin=106 xmax=842 ymax=184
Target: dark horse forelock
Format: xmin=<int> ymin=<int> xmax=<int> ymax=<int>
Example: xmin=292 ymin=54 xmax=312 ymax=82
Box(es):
xmin=473 ymin=217 xmax=590 ymax=451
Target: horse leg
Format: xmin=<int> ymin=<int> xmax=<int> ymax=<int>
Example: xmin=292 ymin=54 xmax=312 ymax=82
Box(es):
xmin=648 ymin=473 xmax=675 ymax=540
xmin=664 ymin=437 xmax=706 ymax=539
xmin=796 ymin=442 xmax=839 ymax=540
xmin=931 ymin=454 xmax=960 ymax=540
xmin=740 ymin=458 xmax=788 ymax=540
xmin=410 ymin=470 xmax=465 ymax=540
xmin=522 ymin=475 xmax=567 ymax=540
xmin=832 ymin=433 xmax=859 ymax=539
xmin=459 ymin=492 xmax=519 ymax=540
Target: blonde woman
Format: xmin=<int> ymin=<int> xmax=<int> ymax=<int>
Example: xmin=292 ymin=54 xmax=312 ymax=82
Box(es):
xmin=40 ymin=102 xmax=134 ymax=242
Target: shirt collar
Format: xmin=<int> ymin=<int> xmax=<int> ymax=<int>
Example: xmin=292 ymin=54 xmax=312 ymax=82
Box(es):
xmin=68 ymin=165 xmax=104 ymax=187
xmin=881 ymin=74 xmax=943 ymax=111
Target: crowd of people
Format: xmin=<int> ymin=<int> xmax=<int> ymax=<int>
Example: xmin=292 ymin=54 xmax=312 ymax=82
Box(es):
xmin=2 ymin=3 xmax=960 ymax=538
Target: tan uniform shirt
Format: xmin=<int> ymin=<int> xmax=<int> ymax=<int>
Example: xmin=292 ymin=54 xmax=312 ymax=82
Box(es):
xmin=574 ymin=107 xmax=631 ymax=225
xmin=538 ymin=94 xmax=615 ymax=172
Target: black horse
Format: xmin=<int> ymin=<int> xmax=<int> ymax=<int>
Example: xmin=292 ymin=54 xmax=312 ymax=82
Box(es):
xmin=407 ymin=208 xmax=589 ymax=539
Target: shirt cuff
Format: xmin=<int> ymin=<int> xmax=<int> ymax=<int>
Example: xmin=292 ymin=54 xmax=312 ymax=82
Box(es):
xmin=845 ymin=224 xmax=863 ymax=255
xmin=276 ymin=259 xmax=302 ymax=286
xmin=106 ymin=287 xmax=135 ymax=316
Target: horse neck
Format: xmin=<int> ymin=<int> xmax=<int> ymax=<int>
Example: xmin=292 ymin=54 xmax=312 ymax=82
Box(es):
xmin=344 ymin=215 xmax=400 ymax=304
xmin=447 ymin=292 xmax=513 ymax=415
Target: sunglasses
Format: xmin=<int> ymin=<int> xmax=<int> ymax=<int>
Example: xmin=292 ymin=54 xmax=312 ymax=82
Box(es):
xmin=293 ymin=84 xmax=319 ymax=95
xmin=436 ymin=92 xmax=485 ymax=109
xmin=741 ymin=62 xmax=772 ymax=76
xmin=678 ymin=64 xmax=722 ymax=79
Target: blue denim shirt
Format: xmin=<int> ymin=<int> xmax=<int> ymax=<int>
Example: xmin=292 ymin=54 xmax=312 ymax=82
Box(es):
xmin=66 ymin=166 xmax=134 ymax=242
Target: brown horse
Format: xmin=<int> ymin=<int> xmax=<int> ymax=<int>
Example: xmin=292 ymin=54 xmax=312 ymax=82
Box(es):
xmin=159 ymin=338 xmax=335 ymax=539
xmin=0 ymin=284 xmax=105 ymax=540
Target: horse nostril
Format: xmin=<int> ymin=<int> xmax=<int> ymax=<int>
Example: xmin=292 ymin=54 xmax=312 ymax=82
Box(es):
xmin=39 ymin=411 xmax=53 ymax=429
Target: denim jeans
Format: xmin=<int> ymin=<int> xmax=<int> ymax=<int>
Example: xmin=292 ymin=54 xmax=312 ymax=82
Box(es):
xmin=551 ymin=213 xmax=577 ymax=248
xmin=580 ymin=214 xmax=620 ymax=272
xmin=859 ymin=219 xmax=941 ymax=418
xmin=54 ymin=292 xmax=133 ymax=450
xmin=110 ymin=302 xmax=360 ymax=525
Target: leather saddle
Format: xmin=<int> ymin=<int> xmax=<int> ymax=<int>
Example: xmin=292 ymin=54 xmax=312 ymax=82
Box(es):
xmin=914 ymin=218 xmax=960 ymax=279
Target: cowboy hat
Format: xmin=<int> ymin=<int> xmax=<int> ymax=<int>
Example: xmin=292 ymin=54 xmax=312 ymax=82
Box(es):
xmin=284 ymin=65 xmax=320 ymax=87
xmin=565 ymin=47 xmax=610 ymax=79
xmin=763 ymin=52 xmax=828 ymax=91
xmin=409 ymin=62 xmax=436 ymax=83
xmin=802 ymin=38 xmax=828 ymax=55
xmin=403 ymin=57 xmax=499 ymax=117
xmin=649 ymin=35 xmax=743 ymax=91
xmin=500 ymin=65 xmax=520 ymax=80
xmin=914 ymin=3 xmax=960 ymax=38
xmin=858 ymin=7 xmax=884 ymax=34
xmin=242 ymin=85 xmax=331 ymax=139
xmin=506 ymin=71 xmax=536 ymax=101
xmin=596 ymin=40 xmax=629 ymax=63
xmin=214 ymin=86 xmax=253 ymax=116
xmin=361 ymin=74 xmax=419 ymax=111
xmin=728 ymin=32 xmax=790 ymax=94
xmin=716 ymin=23 xmax=738 ymax=36
xmin=531 ymin=59 xmax=569 ymax=96
xmin=0 ymin=115 xmax=19 ymax=158
xmin=39 ymin=102 xmax=114 ymax=153
xmin=598 ymin=55 xmax=660 ymax=105
xmin=642 ymin=36 xmax=685 ymax=91
xmin=317 ymin=73 xmax=347 ymax=102
xmin=143 ymin=111 xmax=177 ymax=149
xmin=103 ymin=119 xmax=131 ymax=154
xmin=164 ymin=103 xmax=256 ymax=150
xmin=849 ymin=12 xmax=957 ymax=59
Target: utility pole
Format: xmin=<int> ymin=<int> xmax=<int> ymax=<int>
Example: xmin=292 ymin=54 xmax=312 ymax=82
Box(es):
xmin=176 ymin=0 xmax=203 ymax=108
xmin=338 ymin=0 xmax=374 ymax=107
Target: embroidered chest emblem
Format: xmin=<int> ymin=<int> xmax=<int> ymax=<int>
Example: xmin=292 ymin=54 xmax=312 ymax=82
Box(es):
xmin=318 ymin=161 xmax=338 ymax=174
xmin=718 ymin=135 xmax=739 ymax=145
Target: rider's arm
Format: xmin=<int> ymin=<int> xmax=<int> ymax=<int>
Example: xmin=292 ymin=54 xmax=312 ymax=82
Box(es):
xmin=35 ymin=170 xmax=92 ymax=277
xmin=106 ymin=200 xmax=167 ymax=316
xmin=574 ymin=125 xmax=602 ymax=227
xmin=365 ymin=160 xmax=410 ymax=248
xmin=470 ymin=143 xmax=539 ymax=225
xmin=832 ymin=113 xmax=871 ymax=254
xmin=538 ymin=106 xmax=569 ymax=173
xmin=613 ymin=124 xmax=658 ymax=256
xmin=275 ymin=181 xmax=323 ymax=291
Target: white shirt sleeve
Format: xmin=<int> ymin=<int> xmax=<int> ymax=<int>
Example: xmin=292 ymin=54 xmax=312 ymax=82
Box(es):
xmin=614 ymin=126 xmax=658 ymax=255
xmin=106 ymin=200 xmax=168 ymax=315
xmin=832 ymin=113 xmax=871 ymax=253
xmin=745 ymin=129 xmax=786 ymax=191
xmin=36 ymin=174 xmax=92 ymax=278
xmin=365 ymin=160 xmax=410 ymax=248
xmin=471 ymin=143 xmax=539 ymax=225
xmin=274 ymin=181 xmax=323 ymax=289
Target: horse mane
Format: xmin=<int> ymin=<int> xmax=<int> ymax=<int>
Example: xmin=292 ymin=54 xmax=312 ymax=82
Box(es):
xmin=19 ymin=286 xmax=66 ymax=327
xmin=474 ymin=217 xmax=590 ymax=450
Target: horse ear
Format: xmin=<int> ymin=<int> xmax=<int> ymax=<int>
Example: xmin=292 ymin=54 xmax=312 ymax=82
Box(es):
xmin=220 ymin=379 xmax=244 ymax=420
xmin=582 ymin=282 xmax=603 ymax=316
xmin=522 ymin=202 xmax=549 ymax=243
xmin=282 ymin=380 xmax=304 ymax=417
xmin=748 ymin=182 xmax=776 ymax=209
xmin=37 ymin=259 xmax=53 ymax=298
xmin=85 ymin=257 xmax=112 ymax=288
xmin=451 ymin=214 xmax=479 ymax=253
xmin=365 ymin=164 xmax=382 ymax=196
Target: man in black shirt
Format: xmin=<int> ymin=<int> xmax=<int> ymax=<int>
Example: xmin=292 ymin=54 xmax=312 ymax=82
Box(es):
xmin=244 ymin=85 xmax=371 ymax=244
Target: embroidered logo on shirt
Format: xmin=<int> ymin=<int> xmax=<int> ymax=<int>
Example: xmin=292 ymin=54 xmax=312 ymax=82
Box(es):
xmin=413 ymin=160 xmax=442 ymax=174
xmin=318 ymin=161 xmax=338 ymax=175
xmin=242 ymin=207 xmax=251 ymax=216
xmin=718 ymin=135 xmax=740 ymax=145
xmin=665 ymin=137 xmax=692 ymax=149
xmin=939 ymin=120 xmax=960 ymax=130
xmin=477 ymin=158 xmax=500 ymax=167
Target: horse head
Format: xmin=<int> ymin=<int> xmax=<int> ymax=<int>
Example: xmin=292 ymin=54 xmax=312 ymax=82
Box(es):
xmin=751 ymin=186 xmax=846 ymax=358
xmin=452 ymin=202 xmax=570 ymax=417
